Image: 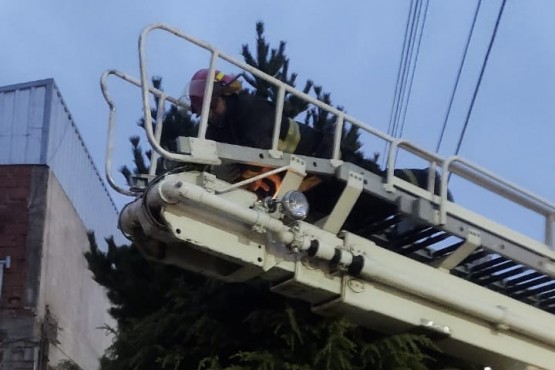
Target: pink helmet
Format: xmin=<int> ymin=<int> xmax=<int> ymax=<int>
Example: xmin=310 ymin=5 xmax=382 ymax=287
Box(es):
xmin=188 ymin=69 xmax=242 ymax=114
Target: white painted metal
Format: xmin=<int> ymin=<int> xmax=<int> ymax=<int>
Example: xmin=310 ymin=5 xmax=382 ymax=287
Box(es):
xmin=102 ymin=23 xmax=555 ymax=368
xmin=436 ymin=229 xmax=481 ymax=271
xmin=321 ymin=171 xmax=364 ymax=233
xmin=119 ymin=170 xmax=555 ymax=369
xmin=102 ymin=23 xmax=555 ymax=250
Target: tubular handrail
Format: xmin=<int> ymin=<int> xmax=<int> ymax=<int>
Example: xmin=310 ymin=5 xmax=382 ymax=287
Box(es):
xmin=384 ymin=139 xmax=445 ymax=195
xmin=100 ymin=70 xmax=143 ymax=196
xmin=440 ymin=156 xmax=555 ymax=246
xmin=104 ymin=23 xmax=555 ymax=249
xmin=100 ymin=69 xmax=192 ymax=196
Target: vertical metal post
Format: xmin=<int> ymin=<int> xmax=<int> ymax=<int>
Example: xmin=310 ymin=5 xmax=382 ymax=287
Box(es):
xmin=546 ymin=213 xmax=554 ymax=249
xmin=384 ymin=139 xmax=400 ymax=193
xmin=427 ymin=162 xmax=437 ymax=194
xmin=149 ymin=95 xmax=167 ymax=176
xmin=331 ymin=114 xmax=344 ymax=167
xmin=269 ymin=86 xmax=286 ymax=159
xmin=197 ymin=52 xmax=219 ymax=140
xmin=0 ymin=256 xmax=11 ymax=300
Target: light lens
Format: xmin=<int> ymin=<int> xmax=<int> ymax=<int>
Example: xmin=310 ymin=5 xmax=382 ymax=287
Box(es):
xmin=281 ymin=191 xmax=309 ymax=220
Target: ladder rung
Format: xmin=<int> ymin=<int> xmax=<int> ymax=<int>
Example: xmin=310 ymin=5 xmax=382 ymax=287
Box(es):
xmin=472 ymin=260 xmax=516 ymax=279
xmin=479 ymin=266 xmax=527 ymax=287
xmin=431 ymin=240 xmax=465 ymax=259
xmin=355 ymin=214 xmax=401 ymax=236
xmin=400 ymin=233 xmax=450 ymax=256
xmin=538 ymin=287 xmax=555 ymax=300
xmin=512 ymin=282 xmax=555 ymax=300
xmin=506 ymin=271 xmax=543 ymax=286
xmin=506 ymin=276 xmax=551 ymax=293
xmin=392 ymin=226 xmax=436 ymax=248
xmin=539 ymin=297 xmax=555 ymax=308
xmin=460 ymin=250 xmax=489 ymax=266
xmin=471 ymin=256 xmax=506 ymax=272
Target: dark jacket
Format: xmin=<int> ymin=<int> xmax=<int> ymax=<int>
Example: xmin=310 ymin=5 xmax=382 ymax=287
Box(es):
xmin=206 ymin=92 xmax=332 ymax=158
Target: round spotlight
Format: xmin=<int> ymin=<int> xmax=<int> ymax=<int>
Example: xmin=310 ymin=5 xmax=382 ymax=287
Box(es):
xmin=281 ymin=190 xmax=309 ymax=220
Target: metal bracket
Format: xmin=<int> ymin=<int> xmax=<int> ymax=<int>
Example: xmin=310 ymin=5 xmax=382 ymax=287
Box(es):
xmin=131 ymin=174 xmax=155 ymax=191
xmin=275 ymin=155 xmax=307 ymax=199
xmin=200 ymin=172 xmax=218 ymax=193
xmin=397 ymin=196 xmax=439 ymax=225
xmin=188 ymin=137 xmax=221 ymax=164
xmin=321 ymin=171 xmax=364 ymax=234
xmin=435 ymin=229 xmax=481 ymax=272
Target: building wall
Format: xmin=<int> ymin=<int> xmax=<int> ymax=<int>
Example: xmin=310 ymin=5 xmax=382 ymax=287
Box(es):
xmin=0 ymin=82 xmax=46 ymax=164
xmin=0 ymin=165 xmax=43 ymax=369
xmin=0 ymin=78 xmax=123 ymax=369
xmin=36 ymin=169 xmax=114 ymax=370
xmin=0 ymin=79 xmax=125 ymax=246
xmin=0 ymin=166 xmax=115 ymax=370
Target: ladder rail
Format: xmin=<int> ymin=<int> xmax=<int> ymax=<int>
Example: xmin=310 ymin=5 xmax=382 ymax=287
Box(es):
xmin=441 ymin=156 xmax=555 ymax=247
xmin=104 ymin=22 xmax=555 ymax=251
xmin=100 ymin=69 xmax=191 ymax=196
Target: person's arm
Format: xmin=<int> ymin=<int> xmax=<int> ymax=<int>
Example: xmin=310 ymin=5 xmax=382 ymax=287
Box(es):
xmin=235 ymin=96 xmax=280 ymax=150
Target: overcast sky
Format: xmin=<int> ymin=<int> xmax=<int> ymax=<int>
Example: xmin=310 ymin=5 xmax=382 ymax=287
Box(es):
xmin=1 ymin=0 xmax=554 ymax=243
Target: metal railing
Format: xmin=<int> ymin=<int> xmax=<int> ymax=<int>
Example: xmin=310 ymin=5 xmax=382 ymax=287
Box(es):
xmin=101 ymin=23 xmax=555 ymax=249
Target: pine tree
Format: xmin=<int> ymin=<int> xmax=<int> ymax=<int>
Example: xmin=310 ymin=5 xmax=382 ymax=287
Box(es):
xmin=51 ymin=360 xmax=82 ymax=370
xmin=241 ymin=22 xmax=378 ymax=170
xmin=87 ymin=22 xmax=481 ymax=370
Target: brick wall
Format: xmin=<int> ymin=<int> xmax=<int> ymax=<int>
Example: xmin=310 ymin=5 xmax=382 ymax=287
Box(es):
xmin=0 ymin=165 xmax=33 ymax=311
xmin=0 ymin=165 xmax=47 ymax=370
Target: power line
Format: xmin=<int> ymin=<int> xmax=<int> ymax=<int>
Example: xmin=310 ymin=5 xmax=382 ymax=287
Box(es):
xmin=387 ymin=0 xmax=417 ymax=138
xmin=454 ymin=0 xmax=507 ymax=157
xmin=392 ymin=0 xmax=423 ymax=138
xmin=398 ymin=0 xmax=430 ymax=139
xmin=384 ymin=0 xmax=429 ymax=167
xmin=435 ymin=0 xmax=483 ymax=153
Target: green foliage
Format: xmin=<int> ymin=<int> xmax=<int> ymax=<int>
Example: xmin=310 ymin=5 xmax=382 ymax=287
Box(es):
xmin=86 ymin=234 xmax=471 ymax=370
xmin=241 ymin=21 xmax=377 ymax=166
xmin=50 ymin=360 xmax=82 ymax=370
xmin=241 ymin=21 xmax=312 ymax=118
xmin=120 ymin=76 xmax=199 ymax=186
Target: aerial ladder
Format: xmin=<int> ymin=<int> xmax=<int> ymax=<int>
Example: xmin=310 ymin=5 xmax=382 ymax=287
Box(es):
xmin=101 ymin=24 xmax=555 ymax=370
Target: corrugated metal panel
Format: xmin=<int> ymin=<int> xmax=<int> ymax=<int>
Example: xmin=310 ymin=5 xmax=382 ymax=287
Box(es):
xmin=0 ymin=79 xmax=125 ymax=245
xmin=0 ymin=80 xmax=48 ymax=164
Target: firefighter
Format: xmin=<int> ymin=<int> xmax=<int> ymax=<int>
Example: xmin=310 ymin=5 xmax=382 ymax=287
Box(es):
xmin=186 ymin=68 xmax=367 ymax=197
xmin=188 ymin=68 xmax=303 ymax=152
xmin=188 ymin=68 xmax=292 ymax=196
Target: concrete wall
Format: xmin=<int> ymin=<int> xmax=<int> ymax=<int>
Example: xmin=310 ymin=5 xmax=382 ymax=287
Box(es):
xmin=36 ymin=169 xmax=114 ymax=370
xmin=0 ymin=166 xmax=115 ymax=370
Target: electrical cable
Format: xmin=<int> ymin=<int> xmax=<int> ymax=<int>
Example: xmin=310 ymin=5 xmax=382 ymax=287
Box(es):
xmin=387 ymin=0 xmax=416 ymax=138
xmin=383 ymin=0 xmax=418 ymax=167
xmin=448 ymin=0 xmax=507 ymax=183
xmin=454 ymin=0 xmax=507 ymax=157
xmin=392 ymin=0 xmax=422 ymax=139
xmin=398 ymin=0 xmax=430 ymax=138
xmin=435 ymin=0 xmax=483 ymax=153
